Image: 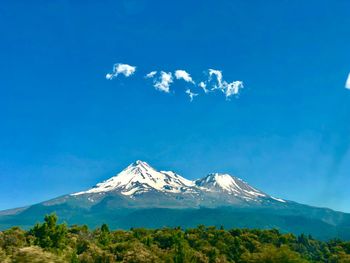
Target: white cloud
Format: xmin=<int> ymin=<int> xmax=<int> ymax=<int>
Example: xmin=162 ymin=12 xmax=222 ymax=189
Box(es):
xmin=224 ymin=80 xmax=244 ymax=98
xmin=185 ymin=89 xmax=198 ymax=102
xmin=106 ymin=63 xmax=136 ymax=80
xmin=105 ymin=73 xmax=113 ymax=80
xmin=105 ymin=63 xmax=245 ymax=100
xmin=145 ymin=71 xmax=157 ymax=79
xmin=208 ymin=69 xmax=223 ymax=89
xmin=198 ymin=81 xmax=208 ymax=93
xmin=346 ymin=73 xmax=350 ymax=90
xmin=154 ymin=71 xmax=173 ymax=93
xmin=207 ymin=68 xmax=243 ymax=98
xmin=175 ymin=70 xmax=195 ymax=84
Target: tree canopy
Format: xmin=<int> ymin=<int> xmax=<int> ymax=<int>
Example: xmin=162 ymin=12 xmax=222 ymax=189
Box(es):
xmin=0 ymin=214 xmax=350 ymax=262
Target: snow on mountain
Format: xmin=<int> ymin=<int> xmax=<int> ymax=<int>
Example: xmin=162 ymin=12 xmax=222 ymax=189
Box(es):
xmin=195 ymin=173 xmax=266 ymax=198
xmin=194 ymin=173 xmax=286 ymax=202
xmin=72 ymin=160 xmax=285 ymax=203
xmin=72 ymin=160 xmax=194 ymax=196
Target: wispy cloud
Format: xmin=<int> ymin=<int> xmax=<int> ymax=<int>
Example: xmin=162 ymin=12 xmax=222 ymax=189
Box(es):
xmin=105 ymin=63 xmax=244 ymax=100
xmin=207 ymin=69 xmax=244 ymax=99
xmin=346 ymin=73 xmax=350 ymax=90
xmin=224 ymin=81 xmax=244 ymax=98
xmin=175 ymin=70 xmax=195 ymax=84
xmin=208 ymin=69 xmax=224 ymax=89
xmin=185 ymin=89 xmax=198 ymax=102
xmin=154 ymin=71 xmax=173 ymax=93
xmin=198 ymin=81 xmax=208 ymax=93
xmin=145 ymin=71 xmax=157 ymax=79
xmin=106 ymin=63 xmax=136 ymax=80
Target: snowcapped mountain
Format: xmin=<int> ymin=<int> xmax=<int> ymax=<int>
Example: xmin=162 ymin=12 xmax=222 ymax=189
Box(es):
xmin=196 ymin=173 xmax=266 ymax=197
xmin=1 ymin=160 xmax=350 ymax=240
xmin=72 ymin=160 xmax=195 ymax=197
xmin=70 ymin=160 xmax=285 ymax=206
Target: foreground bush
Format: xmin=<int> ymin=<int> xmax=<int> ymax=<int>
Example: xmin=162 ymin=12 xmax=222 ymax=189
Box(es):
xmin=1 ymin=214 xmax=350 ymax=262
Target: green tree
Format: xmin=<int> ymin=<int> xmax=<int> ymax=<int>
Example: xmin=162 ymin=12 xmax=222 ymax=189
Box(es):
xmin=30 ymin=213 xmax=67 ymax=250
xmin=97 ymin=223 xmax=111 ymax=247
xmin=242 ymin=244 xmax=308 ymax=263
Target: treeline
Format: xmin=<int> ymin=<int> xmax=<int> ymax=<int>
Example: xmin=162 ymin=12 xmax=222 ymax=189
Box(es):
xmin=1 ymin=214 xmax=350 ymax=262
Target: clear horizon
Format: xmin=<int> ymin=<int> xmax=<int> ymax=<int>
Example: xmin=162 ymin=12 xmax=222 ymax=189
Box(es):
xmin=1 ymin=0 xmax=350 ymax=213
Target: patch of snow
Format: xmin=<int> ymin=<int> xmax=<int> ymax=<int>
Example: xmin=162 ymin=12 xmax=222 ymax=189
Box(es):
xmin=271 ymin=196 xmax=286 ymax=203
xmin=160 ymin=171 xmax=195 ymax=187
xmin=243 ymin=189 xmax=266 ymax=197
xmin=121 ymin=187 xmax=141 ymax=196
xmin=214 ymin=174 xmax=240 ymax=192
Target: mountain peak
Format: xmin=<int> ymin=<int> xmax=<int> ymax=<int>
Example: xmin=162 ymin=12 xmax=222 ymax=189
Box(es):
xmin=196 ymin=173 xmax=267 ymax=199
xmin=72 ymin=161 xmax=194 ymax=197
xmin=124 ymin=160 xmax=155 ymax=175
xmin=132 ymin=160 xmax=150 ymax=167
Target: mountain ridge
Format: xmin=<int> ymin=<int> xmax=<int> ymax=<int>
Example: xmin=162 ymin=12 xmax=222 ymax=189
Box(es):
xmin=1 ymin=160 xmax=350 ymax=240
xmin=70 ymin=160 xmax=286 ymax=206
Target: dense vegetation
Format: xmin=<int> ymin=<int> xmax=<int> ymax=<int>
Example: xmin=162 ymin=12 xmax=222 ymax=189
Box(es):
xmin=1 ymin=214 xmax=350 ymax=262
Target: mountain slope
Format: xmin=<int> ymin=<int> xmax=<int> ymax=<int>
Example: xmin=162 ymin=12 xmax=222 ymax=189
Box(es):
xmin=72 ymin=160 xmax=195 ymax=197
xmin=68 ymin=160 xmax=286 ymax=208
xmin=1 ymin=160 xmax=350 ymax=240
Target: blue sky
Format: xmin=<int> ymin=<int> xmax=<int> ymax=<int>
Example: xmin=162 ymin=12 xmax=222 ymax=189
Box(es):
xmin=1 ymin=0 xmax=350 ymax=212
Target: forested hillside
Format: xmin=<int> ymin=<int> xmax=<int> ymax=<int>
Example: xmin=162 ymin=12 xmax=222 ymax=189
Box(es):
xmin=1 ymin=214 xmax=350 ymax=262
